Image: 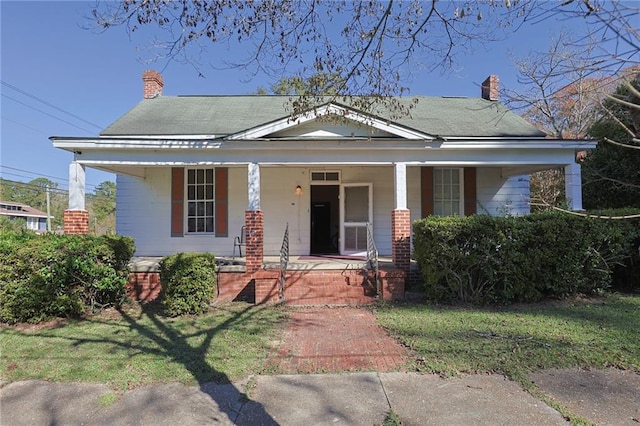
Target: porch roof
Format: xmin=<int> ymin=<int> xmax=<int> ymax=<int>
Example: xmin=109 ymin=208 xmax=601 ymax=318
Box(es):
xmin=100 ymin=96 xmax=547 ymax=139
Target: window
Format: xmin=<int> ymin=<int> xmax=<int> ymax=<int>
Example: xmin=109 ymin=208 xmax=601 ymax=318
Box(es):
xmin=311 ymin=171 xmax=340 ymax=182
xmin=186 ymin=168 xmax=215 ymax=233
xmin=26 ymin=217 xmax=39 ymax=231
xmin=433 ymin=168 xmax=462 ymax=216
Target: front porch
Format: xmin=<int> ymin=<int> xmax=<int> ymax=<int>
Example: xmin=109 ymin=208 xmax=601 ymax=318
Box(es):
xmin=127 ymin=255 xmax=408 ymax=306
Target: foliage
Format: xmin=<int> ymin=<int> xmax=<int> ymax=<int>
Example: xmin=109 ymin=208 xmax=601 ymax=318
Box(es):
xmin=0 ymin=215 xmax=28 ymax=233
xmin=585 ymin=208 xmax=640 ymax=293
xmin=0 ymin=303 xmax=288 ymax=390
xmin=1 ymin=178 xmax=117 ymax=234
xmin=87 ymin=180 xmax=117 ymax=235
xmin=0 ymin=177 xmax=66 ymax=230
xmin=0 ymin=232 xmax=135 ymax=324
xmin=159 ymin=253 xmax=217 ymax=317
xmin=412 ymin=213 xmax=632 ymax=304
xmin=267 ymin=73 xmax=346 ymax=96
xmin=582 ymin=78 xmax=640 ymax=209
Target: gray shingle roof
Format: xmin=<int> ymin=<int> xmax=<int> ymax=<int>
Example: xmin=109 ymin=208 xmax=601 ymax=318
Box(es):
xmin=100 ymin=95 xmax=546 ymax=138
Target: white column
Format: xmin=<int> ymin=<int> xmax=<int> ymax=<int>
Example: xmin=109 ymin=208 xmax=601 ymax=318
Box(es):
xmin=565 ymin=162 xmax=583 ymax=211
xmin=248 ymin=162 xmax=261 ymax=211
xmin=394 ymin=162 xmax=407 ymax=210
xmin=68 ymin=161 xmax=86 ymax=210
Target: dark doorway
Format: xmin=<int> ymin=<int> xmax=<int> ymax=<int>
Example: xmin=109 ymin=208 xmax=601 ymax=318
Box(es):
xmin=310 ymin=185 xmax=339 ymax=254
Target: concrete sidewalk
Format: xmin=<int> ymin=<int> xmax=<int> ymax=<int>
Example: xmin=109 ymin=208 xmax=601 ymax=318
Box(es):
xmin=0 ymin=372 xmax=570 ymax=426
xmin=3 ymin=369 xmax=639 ymax=425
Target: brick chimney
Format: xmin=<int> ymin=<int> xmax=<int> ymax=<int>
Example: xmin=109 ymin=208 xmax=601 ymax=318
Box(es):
xmin=481 ymin=75 xmax=499 ymax=101
xmin=143 ymin=70 xmax=163 ymax=99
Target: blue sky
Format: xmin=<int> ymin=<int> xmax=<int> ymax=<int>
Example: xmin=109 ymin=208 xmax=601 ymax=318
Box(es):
xmin=1 ymin=1 xmax=587 ymax=191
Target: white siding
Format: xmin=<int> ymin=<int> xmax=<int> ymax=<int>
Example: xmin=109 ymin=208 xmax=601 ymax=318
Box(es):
xmin=116 ymin=165 xmax=530 ymax=257
xmin=116 ymin=167 xmax=247 ymax=257
xmin=476 ymin=168 xmax=530 ymax=216
xmin=260 ymin=166 xmax=396 ymax=256
xmin=261 ymin=167 xmax=310 ymax=255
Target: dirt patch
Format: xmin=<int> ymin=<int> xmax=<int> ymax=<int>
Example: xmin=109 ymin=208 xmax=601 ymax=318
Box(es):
xmin=1 ymin=302 xmax=152 ymax=332
xmin=529 ymin=367 xmax=640 ymax=425
xmin=4 ymin=318 xmax=68 ymax=333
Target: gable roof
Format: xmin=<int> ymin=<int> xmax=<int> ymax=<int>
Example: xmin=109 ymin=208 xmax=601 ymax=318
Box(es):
xmin=0 ymin=201 xmax=48 ymax=218
xmin=100 ymin=95 xmax=546 ymax=139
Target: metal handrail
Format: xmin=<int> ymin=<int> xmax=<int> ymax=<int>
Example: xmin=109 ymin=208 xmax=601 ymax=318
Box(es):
xmin=366 ymin=222 xmax=380 ymax=298
xmin=279 ymin=223 xmax=289 ymax=302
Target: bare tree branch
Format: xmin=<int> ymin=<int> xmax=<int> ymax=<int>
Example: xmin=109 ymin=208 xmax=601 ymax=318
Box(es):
xmin=603 ymin=137 xmax=640 ymax=150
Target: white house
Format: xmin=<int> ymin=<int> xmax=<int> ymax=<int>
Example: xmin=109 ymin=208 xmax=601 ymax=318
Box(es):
xmin=0 ymin=201 xmax=49 ymax=233
xmin=50 ymin=71 xmax=596 ymax=304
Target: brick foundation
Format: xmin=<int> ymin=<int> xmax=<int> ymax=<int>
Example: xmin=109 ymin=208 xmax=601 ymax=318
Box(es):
xmin=127 ymin=272 xmax=162 ymax=302
xmin=127 ymin=266 xmax=405 ymax=306
xmin=249 ymin=268 xmax=405 ymax=305
xmin=391 ymin=209 xmax=411 ymax=272
xmin=63 ymin=210 xmax=89 ymax=235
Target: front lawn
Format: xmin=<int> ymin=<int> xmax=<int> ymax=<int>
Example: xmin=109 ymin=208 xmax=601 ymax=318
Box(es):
xmin=1 ymin=302 xmax=287 ymax=390
xmin=374 ymin=294 xmax=640 ymax=381
xmin=2 ymin=294 xmax=638 ymax=393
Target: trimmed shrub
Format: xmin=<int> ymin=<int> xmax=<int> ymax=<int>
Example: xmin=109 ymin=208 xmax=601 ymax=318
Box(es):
xmin=159 ymin=253 xmax=217 ymax=316
xmin=0 ymin=232 xmax=135 ymax=324
xmin=413 ymin=213 xmax=631 ymax=304
xmin=588 ymin=209 xmax=640 ymax=293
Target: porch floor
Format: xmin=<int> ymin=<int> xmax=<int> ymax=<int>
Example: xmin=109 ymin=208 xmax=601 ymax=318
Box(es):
xmin=129 ymin=255 xmax=400 ymax=272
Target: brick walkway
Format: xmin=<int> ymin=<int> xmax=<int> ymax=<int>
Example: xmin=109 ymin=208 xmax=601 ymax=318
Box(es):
xmin=265 ymin=307 xmax=409 ymax=374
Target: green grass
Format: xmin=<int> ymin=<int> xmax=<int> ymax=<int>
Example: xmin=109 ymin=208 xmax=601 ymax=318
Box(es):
xmin=2 ymin=292 xmax=638 ymax=402
xmin=0 ymin=302 xmax=288 ymax=391
xmin=374 ymin=294 xmax=640 ymax=381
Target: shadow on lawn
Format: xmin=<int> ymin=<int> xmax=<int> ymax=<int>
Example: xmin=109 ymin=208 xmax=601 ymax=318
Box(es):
xmin=16 ymin=302 xmax=281 ymax=425
xmin=112 ymin=302 xmax=279 ymax=424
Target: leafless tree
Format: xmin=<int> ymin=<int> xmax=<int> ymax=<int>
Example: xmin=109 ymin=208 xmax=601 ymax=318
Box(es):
xmin=89 ymin=0 xmax=539 ymax=116
xmin=89 ymin=1 xmax=638 ymax=119
xmin=503 ymin=32 xmax=618 ymax=210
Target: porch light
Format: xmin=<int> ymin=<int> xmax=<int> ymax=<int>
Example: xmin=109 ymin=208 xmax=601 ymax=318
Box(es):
xmin=295 ymin=185 xmax=302 ymax=196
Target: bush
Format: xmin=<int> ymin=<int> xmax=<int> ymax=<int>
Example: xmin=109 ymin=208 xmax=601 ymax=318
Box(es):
xmin=159 ymin=253 xmax=217 ymax=316
xmin=413 ymin=213 xmax=631 ymax=304
xmin=587 ymin=209 xmax=640 ymax=293
xmin=0 ymin=232 xmax=135 ymax=324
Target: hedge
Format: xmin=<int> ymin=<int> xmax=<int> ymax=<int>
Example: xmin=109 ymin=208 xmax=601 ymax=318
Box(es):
xmin=0 ymin=232 xmax=135 ymax=324
xmin=159 ymin=253 xmax=217 ymax=317
xmin=413 ymin=212 xmax=636 ymax=304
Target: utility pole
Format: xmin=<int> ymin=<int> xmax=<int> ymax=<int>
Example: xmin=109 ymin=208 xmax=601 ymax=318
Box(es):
xmin=46 ymin=186 xmax=51 ymax=232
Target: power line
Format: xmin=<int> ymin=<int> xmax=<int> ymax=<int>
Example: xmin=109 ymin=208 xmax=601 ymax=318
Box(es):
xmin=1 ymin=179 xmax=115 ymax=200
xmin=0 ymin=179 xmax=68 ymax=194
xmin=0 ymin=165 xmax=68 ymax=184
xmin=1 ymin=93 xmax=96 ymax=134
xmin=0 ymin=171 xmax=68 ymax=186
xmin=0 ymin=165 xmax=104 ymax=190
xmin=1 ymin=80 xmax=103 ymax=130
xmin=0 ymin=115 xmax=50 ymax=136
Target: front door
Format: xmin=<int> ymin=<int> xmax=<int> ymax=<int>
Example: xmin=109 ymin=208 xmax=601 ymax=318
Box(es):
xmin=340 ymin=183 xmax=372 ymax=255
xmin=310 ymin=185 xmax=339 ymax=254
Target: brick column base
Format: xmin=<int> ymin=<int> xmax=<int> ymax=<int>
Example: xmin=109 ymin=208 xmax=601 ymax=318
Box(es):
xmin=63 ymin=210 xmax=89 ymax=235
xmin=245 ymin=210 xmax=264 ymax=273
xmin=391 ymin=209 xmax=411 ymax=272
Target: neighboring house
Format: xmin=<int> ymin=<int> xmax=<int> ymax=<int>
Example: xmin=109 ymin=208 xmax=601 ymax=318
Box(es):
xmin=50 ymin=71 xmax=596 ymax=304
xmin=0 ymin=201 xmax=49 ymax=232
